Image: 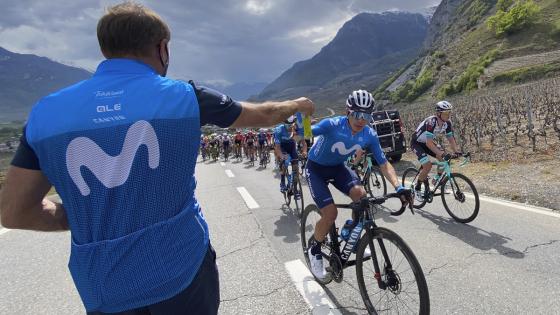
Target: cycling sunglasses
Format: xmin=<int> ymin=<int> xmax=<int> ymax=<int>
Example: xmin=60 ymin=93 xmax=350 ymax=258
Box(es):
xmin=349 ymin=111 xmax=372 ymax=121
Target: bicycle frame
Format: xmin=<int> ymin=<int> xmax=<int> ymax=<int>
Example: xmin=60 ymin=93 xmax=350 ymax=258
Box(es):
xmin=423 ymin=154 xmax=471 ymax=197
xmin=326 ymin=198 xmax=393 ymax=286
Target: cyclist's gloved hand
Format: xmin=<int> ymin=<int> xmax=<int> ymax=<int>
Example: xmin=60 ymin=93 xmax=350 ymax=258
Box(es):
xmin=443 ymin=153 xmax=452 ymax=161
xmin=453 ymin=152 xmax=463 ymax=158
xmin=396 ymin=185 xmax=413 ymax=208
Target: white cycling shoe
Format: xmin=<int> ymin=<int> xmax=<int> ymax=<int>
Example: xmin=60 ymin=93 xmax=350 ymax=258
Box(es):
xmin=308 ymin=248 xmax=327 ymax=280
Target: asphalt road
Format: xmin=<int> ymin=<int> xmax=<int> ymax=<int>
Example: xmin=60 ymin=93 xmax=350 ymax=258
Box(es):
xmin=1 ymin=155 xmax=559 ymax=314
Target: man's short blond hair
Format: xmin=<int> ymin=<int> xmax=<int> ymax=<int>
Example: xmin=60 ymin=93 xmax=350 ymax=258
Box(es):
xmin=97 ymin=2 xmax=170 ymax=58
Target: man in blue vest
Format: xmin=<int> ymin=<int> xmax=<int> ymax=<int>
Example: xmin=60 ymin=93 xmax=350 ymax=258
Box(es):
xmin=0 ymin=3 xmax=313 ymax=315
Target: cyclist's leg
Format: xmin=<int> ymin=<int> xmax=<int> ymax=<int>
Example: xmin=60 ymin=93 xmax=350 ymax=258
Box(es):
xmin=306 ymin=160 xmax=338 ymax=243
xmin=411 ymin=142 xmax=434 ymax=184
xmin=306 ymin=160 xmax=337 ymax=279
xmin=332 ymin=163 xmax=364 ymax=204
xmin=285 ymin=141 xmax=299 ymax=173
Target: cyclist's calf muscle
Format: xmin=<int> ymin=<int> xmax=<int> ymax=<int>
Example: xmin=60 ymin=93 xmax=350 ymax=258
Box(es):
xmin=314 ymin=185 xmax=367 ymax=242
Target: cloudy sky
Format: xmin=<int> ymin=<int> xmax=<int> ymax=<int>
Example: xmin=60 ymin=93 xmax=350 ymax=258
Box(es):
xmin=0 ymin=0 xmax=440 ymax=86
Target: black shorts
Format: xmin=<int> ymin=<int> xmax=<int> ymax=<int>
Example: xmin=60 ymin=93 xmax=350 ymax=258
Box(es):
xmin=246 ymin=141 xmax=254 ymax=147
xmin=411 ymin=141 xmax=436 ymax=164
xmin=87 ymin=244 xmax=219 ymax=315
xmin=234 ymin=140 xmax=242 ymax=145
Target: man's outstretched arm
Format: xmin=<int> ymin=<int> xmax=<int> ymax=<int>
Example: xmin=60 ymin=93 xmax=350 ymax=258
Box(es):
xmin=231 ymin=98 xmax=314 ymax=128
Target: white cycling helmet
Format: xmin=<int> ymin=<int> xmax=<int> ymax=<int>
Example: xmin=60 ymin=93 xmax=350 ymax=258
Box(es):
xmin=346 ymin=90 xmax=375 ymax=113
xmin=284 ymin=115 xmax=296 ymax=124
xmin=435 ymin=100 xmax=453 ymax=112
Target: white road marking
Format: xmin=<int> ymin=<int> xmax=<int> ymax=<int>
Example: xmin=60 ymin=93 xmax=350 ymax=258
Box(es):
xmin=236 ymin=187 xmax=259 ymax=209
xmin=220 ymin=162 xmax=226 ymax=167
xmin=225 ymin=170 xmax=235 ymax=178
xmin=285 ymin=259 xmax=342 ymax=315
xmin=477 ymin=195 xmax=560 ymax=219
xmin=0 ymin=228 xmax=10 ymax=236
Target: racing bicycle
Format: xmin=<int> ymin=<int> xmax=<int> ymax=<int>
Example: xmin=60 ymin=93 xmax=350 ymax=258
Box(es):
xmin=301 ymin=193 xmax=430 ymax=314
xmin=400 ymin=152 xmax=479 ymax=223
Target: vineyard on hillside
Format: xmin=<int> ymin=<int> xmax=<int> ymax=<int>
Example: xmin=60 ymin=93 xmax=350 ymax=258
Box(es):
xmin=401 ymin=77 xmax=560 ymax=162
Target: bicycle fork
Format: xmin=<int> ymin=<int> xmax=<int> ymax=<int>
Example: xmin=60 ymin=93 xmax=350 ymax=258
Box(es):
xmin=365 ymin=228 xmax=396 ymax=291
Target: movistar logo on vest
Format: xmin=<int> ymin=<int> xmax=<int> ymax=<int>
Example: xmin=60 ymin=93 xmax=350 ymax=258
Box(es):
xmin=331 ymin=142 xmax=361 ymax=156
xmin=66 ymin=120 xmax=160 ymax=196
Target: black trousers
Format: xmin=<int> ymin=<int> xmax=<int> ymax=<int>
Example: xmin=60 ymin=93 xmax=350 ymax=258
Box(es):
xmin=87 ymin=244 xmax=220 ymax=315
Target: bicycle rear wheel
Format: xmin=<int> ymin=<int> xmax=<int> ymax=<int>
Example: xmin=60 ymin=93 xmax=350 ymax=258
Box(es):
xmin=366 ymin=167 xmax=387 ymax=198
xmin=300 ymin=204 xmax=333 ymax=285
xmin=441 ymin=173 xmax=480 ymax=223
xmin=356 ymin=227 xmax=430 ymax=315
xmin=402 ymin=167 xmax=427 ymax=209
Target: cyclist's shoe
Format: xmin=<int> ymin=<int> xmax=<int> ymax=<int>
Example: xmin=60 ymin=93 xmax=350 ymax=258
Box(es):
xmin=294 ymin=191 xmax=301 ymax=200
xmin=280 ymin=183 xmax=287 ymax=193
xmin=308 ymin=247 xmax=327 ymax=280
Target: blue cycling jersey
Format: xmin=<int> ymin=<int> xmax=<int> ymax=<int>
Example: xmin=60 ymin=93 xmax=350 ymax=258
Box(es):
xmin=257 ymin=132 xmax=267 ymax=142
xmin=274 ymin=124 xmax=294 ymax=144
xmin=24 ymin=59 xmax=210 ymax=312
xmin=308 ymin=116 xmax=388 ymax=166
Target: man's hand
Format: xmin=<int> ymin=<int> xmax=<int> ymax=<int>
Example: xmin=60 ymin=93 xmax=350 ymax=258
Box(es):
xmin=293 ymin=97 xmax=314 ymax=117
xmin=396 ymin=187 xmax=413 ymax=209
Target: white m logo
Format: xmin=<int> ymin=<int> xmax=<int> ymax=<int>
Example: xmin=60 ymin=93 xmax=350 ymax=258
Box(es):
xmin=66 ymin=120 xmax=160 ymax=196
xmin=331 ymin=142 xmax=361 ymax=156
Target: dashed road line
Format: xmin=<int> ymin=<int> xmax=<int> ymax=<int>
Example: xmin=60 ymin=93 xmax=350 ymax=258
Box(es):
xmin=236 ymin=187 xmax=259 ymax=209
xmin=225 ymin=170 xmax=235 ymax=178
xmin=285 ymin=259 xmax=342 ymax=315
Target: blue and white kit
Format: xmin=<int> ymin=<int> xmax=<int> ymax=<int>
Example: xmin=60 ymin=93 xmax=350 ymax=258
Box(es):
xmin=12 ymin=59 xmax=241 ymax=313
xmin=306 ymin=116 xmax=387 ymax=208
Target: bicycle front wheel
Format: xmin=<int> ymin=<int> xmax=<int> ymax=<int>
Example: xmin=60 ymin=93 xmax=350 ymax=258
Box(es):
xmin=441 ymin=173 xmax=480 ymax=223
xmin=356 ymin=227 xmax=430 ymax=314
xmin=366 ymin=167 xmax=387 ymax=198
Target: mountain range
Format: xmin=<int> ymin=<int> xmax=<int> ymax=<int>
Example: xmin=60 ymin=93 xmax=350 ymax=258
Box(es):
xmin=252 ymin=12 xmax=429 ymax=115
xmin=0 ymin=47 xmax=92 ymax=122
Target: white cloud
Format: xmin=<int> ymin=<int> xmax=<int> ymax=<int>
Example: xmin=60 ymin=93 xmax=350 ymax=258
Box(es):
xmin=244 ymin=0 xmax=273 ymax=15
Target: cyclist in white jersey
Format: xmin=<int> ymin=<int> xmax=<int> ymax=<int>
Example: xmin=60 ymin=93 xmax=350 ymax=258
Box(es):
xmin=410 ymin=100 xmax=461 ymax=200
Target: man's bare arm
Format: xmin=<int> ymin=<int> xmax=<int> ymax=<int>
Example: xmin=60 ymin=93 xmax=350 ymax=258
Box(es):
xmin=230 ymin=98 xmax=314 ymax=128
xmin=0 ymin=166 xmax=68 ymax=231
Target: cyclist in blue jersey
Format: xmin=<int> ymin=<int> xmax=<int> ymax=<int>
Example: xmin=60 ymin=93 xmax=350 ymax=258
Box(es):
xmin=274 ymin=115 xmax=307 ymax=192
xmin=305 ymin=90 xmax=411 ymax=280
xmin=0 ymin=3 xmax=314 ymax=315
xmin=257 ymin=128 xmax=269 ymax=164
